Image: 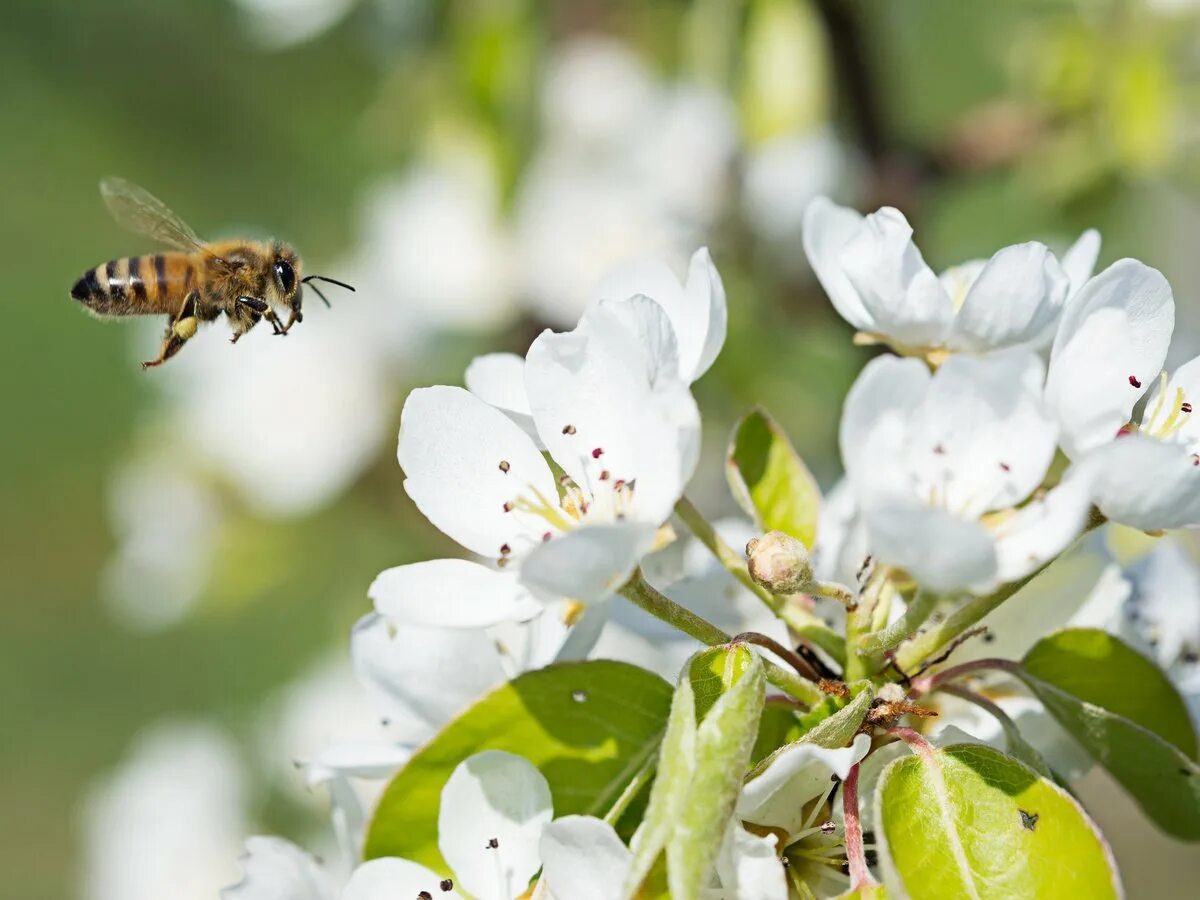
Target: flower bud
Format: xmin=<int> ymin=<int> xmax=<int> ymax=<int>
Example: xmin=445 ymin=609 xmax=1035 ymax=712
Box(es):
xmin=746 ymin=531 xmax=814 ymax=595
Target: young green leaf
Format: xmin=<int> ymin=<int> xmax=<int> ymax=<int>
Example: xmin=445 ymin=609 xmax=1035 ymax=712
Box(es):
xmin=624 ymin=672 xmax=697 ymax=896
xmin=1012 ymin=628 xmax=1200 ymax=839
xmin=363 ymin=661 xmax=672 ymax=867
xmin=1022 ymin=628 xmax=1197 ymax=757
xmin=669 ymin=647 xmax=766 ymax=900
xmin=727 ymin=407 xmax=821 ymax=548
xmin=798 ymin=683 xmax=874 ymax=749
xmin=877 ymin=743 xmax=1122 ymax=899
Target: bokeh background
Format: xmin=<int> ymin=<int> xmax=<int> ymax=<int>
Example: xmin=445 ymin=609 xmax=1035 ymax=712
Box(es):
xmin=3 ymin=1 xmax=1199 ymax=897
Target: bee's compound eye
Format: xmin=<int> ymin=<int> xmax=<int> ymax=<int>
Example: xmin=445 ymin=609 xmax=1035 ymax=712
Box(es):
xmin=274 ymin=260 xmax=296 ymax=294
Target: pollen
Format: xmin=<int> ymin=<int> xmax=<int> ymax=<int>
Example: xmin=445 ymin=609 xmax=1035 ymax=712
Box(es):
xmin=562 ymin=424 xmax=576 ymax=435
xmin=502 ymin=501 xmax=513 ymax=512
xmin=498 ymin=460 xmax=510 ymax=473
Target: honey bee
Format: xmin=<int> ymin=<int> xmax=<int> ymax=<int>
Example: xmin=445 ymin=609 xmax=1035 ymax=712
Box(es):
xmin=69 ymin=178 xmax=354 ymax=368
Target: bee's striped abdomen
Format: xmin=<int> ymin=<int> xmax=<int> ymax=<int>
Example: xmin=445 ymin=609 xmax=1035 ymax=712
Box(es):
xmin=70 ymin=253 xmax=196 ymax=316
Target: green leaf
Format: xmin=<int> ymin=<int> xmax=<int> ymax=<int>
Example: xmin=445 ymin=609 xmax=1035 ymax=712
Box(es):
xmin=363 ymin=661 xmax=673 ymax=867
xmin=877 ymin=743 xmax=1122 ymax=899
xmin=1022 ymin=628 xmax=1197 ymax=757
xmin=625 ymin=671 xmax=697 ymax=895
xmin=688 ymin=643 xmax=754 ymax=720
xmin=727 ymin=407 xmax=821 ymax=548
xmin=832 ymin=886 xmax=889 ymax=899
xmin=669 ymin=647 xmax=766 ymax=900
xmin=751 ymin=699 xmax=805 ymax=765
xmin=799 ymin=683 xmax=874 ymax=749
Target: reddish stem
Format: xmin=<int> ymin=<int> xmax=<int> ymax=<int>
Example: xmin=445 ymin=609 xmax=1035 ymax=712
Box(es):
xmin=888 ymin=726 xmax=936 ymax=759
xmin=909 ymin=657 xmax=1020 ymax=697
xmin=842 ymin=763 xmax=874 ymax=890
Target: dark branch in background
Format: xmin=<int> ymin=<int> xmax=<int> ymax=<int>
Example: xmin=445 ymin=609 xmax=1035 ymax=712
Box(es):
xmin=810 ymin=0 xmax=946 ymax=209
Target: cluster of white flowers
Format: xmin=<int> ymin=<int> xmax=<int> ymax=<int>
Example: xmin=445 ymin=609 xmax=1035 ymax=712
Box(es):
xmin=197 ymin=195 xmax=1200 ymax=897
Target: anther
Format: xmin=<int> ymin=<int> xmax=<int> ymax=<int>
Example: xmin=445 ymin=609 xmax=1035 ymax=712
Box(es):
xmin=419 ymin=892 xmax=433 ymax=900
xmin=1184 ymin=403 xmax=1193 ymax=414
xmin=487 ymin=837 xmax=499 ymax=849
xmin=502 ymin=501 xmax=513 ymax=513
xmin=498 ymin=460 xmax=510 ymax=474
xmin=820 ymin=820 xmax=837 ymax=835
xmin=591 ymin=447 xmax=604 ymax=459
xmin=933 ymin=443 xmax=946 ymax=455
xmin=613 ymin=479 xmax=626 ymax=490
xmin=1129 ymin=375 xmax=1142 ymax=388
xmin=559 ymin=474 xmax=572 ymax=485
xmin=562 ymin=424 xmax=576 ymax=435
xmin=497 ymin=557 xmax=509 ymax=568
xmin=599 ymin=470 xmax=610 ymax=480
xmin=440 ymin=880 xmax=454 ymax=892
xmin=542 ymin=532 xmax=552 ymax=542
xmin=999 ymin=461 xmax=1011 ymax=472
xmin=499 ymin=544 xmax=511 ymax=556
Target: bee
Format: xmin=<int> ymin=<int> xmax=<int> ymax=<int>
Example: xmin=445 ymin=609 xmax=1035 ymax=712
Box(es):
xmin=69 ymin=178 xmax=354 ymax=368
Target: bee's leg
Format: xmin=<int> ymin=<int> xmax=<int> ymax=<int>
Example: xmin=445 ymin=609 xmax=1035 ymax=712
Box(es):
xmin=279 ymin=307 xmax=302 ymax=335
xmin=142 ymin=291 xmax=200 ymax=369
xmin=231 ymin=297 xmax=267 ymax=343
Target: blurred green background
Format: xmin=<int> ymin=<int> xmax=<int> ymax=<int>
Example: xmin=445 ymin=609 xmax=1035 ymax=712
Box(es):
xmin=2 ymin=1 xmax=1198 ymax=897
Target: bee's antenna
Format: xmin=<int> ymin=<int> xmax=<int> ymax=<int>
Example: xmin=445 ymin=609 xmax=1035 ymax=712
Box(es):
xmin=301 ymin=275 xmax=354 ymax=310
xmin=303 ymin=275 xmax=356 ymax=292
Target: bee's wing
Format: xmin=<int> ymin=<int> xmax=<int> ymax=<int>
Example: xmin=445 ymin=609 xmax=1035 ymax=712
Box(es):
xmin=100 ymin=178 xmax=231 ymax=267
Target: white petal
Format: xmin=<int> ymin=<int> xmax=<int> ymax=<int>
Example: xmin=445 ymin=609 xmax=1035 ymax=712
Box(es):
xmin=519 ymin=523 xmax=655 ymax=604
xmin=540 ymin=815 xmax=632 ymax=900
xmin=342 ymin=858 xmax=463 ymax=900
xmin=399 ymin=386 xmax=557 ymax=558
xmin=299 ymin=740 xmax=411 ymax=786
xmin=1079 ymin=434 xmax=1200 ymax=530
xmin=526 ymin=296 xmax=700 ymax=525
xmin=369 ymin=559 xmax=543 ymax=628
xmin=738 ymin=733 xmax=871 ymax=833
xmin=350 ymin=614 xmax=506 ymax=738
xmin=904 ymin=349 xmax=1056 ymax=518
xmin=716 ymin=820 xmax=788 ymax=900
xmin=989 ymin=471 xmax=1097 ymax=588
xmin=1061 ymin=228 xmax=1101 ymax=297
xmin=950 ymin=242 xmax=1069 ymax=351
xmin=593 ymin=249 xmax=726 ymax=383
xmin=802 ymin=197 xmax=875 ymax=331
xmin=553 ymin=596 xmax=613 ymax=661
xmin=222 ymin=836 xmax=334 ymax=900
xmin=465 ymin=353 xmax=542 ymax=445
xmin=838 ymin=206 xmax=954 ymax=348
xmin=839 ymin=354 xmax=931 ymax=495
xmin=865 ymin=502 xmax=998 ymax=593
xmin=438 ymin=751 xmax=553 ymax=900
xmin=1046 ymin=259 xmax=1175 ymax=457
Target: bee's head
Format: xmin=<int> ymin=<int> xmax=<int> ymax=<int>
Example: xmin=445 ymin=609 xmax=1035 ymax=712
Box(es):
xmin=268 ymin=243 xmax=302 ymax=311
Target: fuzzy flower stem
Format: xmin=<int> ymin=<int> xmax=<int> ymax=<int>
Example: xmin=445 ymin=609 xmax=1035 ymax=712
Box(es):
xmin=857 ymin=589 xmax=937 ymax=660
xmin=842 ymin=764 xmax=874 ymax=891
xmin=674 ymin=496 xmax=847 ymax=664
xmin=731 ymin=631 xmax=823 ymax=682
xmin=619 ymin=571 xmax=823 ymax=706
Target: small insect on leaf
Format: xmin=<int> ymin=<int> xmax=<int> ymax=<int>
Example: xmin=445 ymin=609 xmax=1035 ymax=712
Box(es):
xmin=1019 ymin=810 xmax=1039 ymax=831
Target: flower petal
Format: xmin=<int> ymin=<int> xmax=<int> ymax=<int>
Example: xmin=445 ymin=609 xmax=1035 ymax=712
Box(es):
xmin=904 ymin=349 xmax=1056 ymax=518
xmin=299 ymin=740 xmax=411 ymax=786
xmin=716 ymin=820 xmax=788 ymax=900
xmin=950 ymin=242 xmax=1069 ymax=351
xmin=838 ymin=206 xmax=954 ymax=348
xmin=369 ymin=559 xmax=543 ymax=628
xmin=399 ymin=386 xmax=557 ymax=558
xmin=350 ymin=614 xmax=506 ymax=738
xmin=593 ymin=248 xmax=726 ymax=383
xmin=803 ymin=197 xmax=875 ymax=331
xmin=519 ymin=523 xmax=656 ymax=604
xmin=1046 ymin=259 xmax=1175 ymax=457
xmin=1143 ymin=354 xmax=1200 ymax=450
xmin=437 ymin=751 xmax=552 ymax=900
xmin=540 ymin=815 xmax=632 ymax=900
xmin=865 ymin=502 xmax=998 ymax=593
xmin=465 ymin=353 xmax=541 ymax=445
xmin=1079 ymin=434 xmax=1200 ymax=530
xmin=526 ymin=296 xmax=700 ymax=525
xmin=342 ymin=858 xmax=463 ymax=900
xmin=989 ymin=470 xmax=1097 ymax=588
xmin=1061 ymin=228 xmax=1101 ymax=297
xmin=839 ymin=354 xmax=931 ymax=496
xmin=738 ymin=734 xmax=871 ymax=833
xmin=222 ymin=836 xmax=334 ymax=900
